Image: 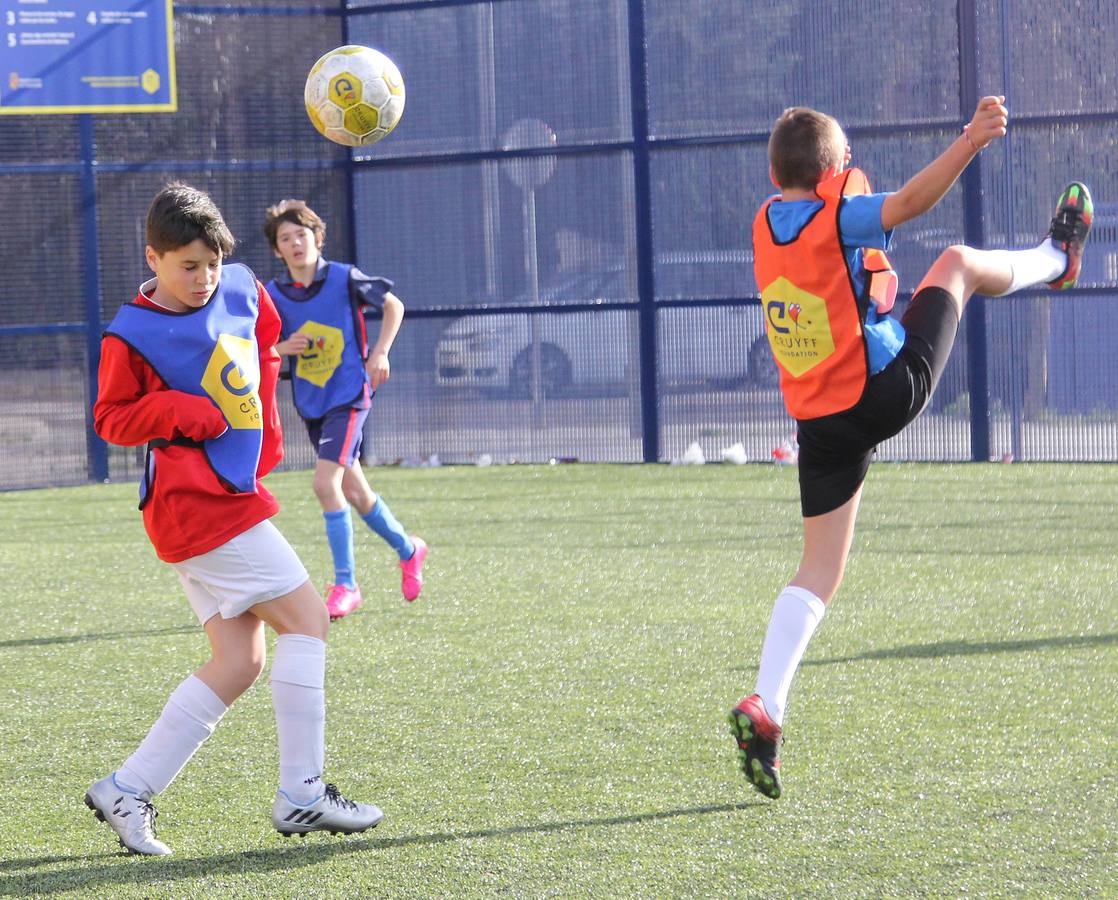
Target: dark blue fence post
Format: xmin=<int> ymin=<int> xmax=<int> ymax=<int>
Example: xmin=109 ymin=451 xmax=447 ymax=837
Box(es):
xmin=627 ymin=0 xmax=659 ymax=462
xmin=80 ymin=115 xmax=109 ymax=482
xmin=957 ymin=0 xmax=991 ymax=462
xmin=341 ymin=0 xmax=359 ymax=267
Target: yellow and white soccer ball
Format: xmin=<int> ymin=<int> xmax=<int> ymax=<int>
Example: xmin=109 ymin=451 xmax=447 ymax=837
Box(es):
xmin=304 ymin=45 xmax=405 ymax=147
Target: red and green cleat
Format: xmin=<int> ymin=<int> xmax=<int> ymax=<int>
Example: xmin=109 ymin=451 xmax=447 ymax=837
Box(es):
xmin=1047 ymin=182 xmax=1094 ymax=290
xmin=728 ymin=693 xmax=784 ymax=799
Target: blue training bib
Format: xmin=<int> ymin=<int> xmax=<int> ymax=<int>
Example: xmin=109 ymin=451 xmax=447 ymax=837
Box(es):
xmin=104 ymin=263 xmax=264 ymax=497
xmin=267 ymin=262 xmax=368 ymax=419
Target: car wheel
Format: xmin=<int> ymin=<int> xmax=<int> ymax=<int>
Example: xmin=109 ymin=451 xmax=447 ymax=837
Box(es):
xmin=748 ymin=335 xmax=780 ymax=388
xmin=510 ymin=344 xmax=572 ymax=399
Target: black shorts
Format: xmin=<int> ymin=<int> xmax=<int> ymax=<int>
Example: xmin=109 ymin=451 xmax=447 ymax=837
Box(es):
xmin=796 ymin=287 xmax=959 ymax=518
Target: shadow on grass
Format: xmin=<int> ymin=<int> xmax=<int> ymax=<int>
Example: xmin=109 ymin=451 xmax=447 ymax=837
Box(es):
xmin=800 ymin=631 xmax=1118 ymax=667
xmin=0 ymin=800 xmax=760 ymax=896
xmin=0 ymin=625 xmax=197 ymax=649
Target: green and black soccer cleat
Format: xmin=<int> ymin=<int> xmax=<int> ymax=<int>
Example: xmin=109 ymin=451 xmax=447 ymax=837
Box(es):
xmin=1047 ymin=182 xmax=1094 ymax=290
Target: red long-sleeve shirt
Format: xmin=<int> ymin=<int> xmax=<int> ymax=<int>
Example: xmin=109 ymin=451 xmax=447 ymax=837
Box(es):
xmin=94 ymin=281 xmax=286 ymax=562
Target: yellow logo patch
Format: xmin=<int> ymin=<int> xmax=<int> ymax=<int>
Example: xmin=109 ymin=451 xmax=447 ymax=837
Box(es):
xmin=201 ymin=334 xmax=262 ymax=430
xmin=761 ymin=277 xmax=836 ymax=377
xmin=141 ymin=69 xmax=161 ymax=95
xmin=294 ymin=320 xmax=345 ymax=388
xmin=329 ymin=74 xmax=362 ymax=109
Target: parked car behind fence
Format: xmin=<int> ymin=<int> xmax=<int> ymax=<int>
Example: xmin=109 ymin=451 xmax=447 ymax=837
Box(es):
xmin=435 ymin=253 xmax=777 ymax=398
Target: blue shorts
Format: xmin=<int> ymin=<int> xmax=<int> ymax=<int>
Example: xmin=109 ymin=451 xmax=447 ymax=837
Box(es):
xmin=305 ymin=406 xmax=368 ymax=466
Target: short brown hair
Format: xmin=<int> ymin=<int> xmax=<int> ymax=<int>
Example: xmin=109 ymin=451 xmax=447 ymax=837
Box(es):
xmin=768 ymin=107 xmax=845 ymax=190
xmin=146 ymin=183 xmax=235 ymax=255
xmin=263 ymin=199 xmax=326 ymax=251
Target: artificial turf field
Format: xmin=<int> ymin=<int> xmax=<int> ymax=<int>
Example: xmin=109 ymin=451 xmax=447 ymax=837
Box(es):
xmin=1 ymin=463 xmax=1115 ymax=898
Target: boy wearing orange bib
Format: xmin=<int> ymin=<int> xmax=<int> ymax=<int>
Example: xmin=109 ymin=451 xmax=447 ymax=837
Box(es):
xmin=730 ymin=99 xmax=1093 ymax=798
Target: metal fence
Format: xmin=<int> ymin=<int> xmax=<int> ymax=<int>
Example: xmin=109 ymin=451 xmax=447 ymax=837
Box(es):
xmin=2 ymin=0 xmax=1116 ymax=490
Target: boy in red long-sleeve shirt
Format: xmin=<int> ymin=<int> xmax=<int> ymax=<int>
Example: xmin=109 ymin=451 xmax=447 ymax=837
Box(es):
xmin=86 ymin=183 xmax=383 ymax=855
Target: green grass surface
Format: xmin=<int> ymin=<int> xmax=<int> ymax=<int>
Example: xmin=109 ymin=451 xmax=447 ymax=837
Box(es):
xmin=1 ymin=463 xmax=1116 ymax=898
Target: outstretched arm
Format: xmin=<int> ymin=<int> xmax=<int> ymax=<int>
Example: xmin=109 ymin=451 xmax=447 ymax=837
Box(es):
xmin=880 ymin=95 xmax=1007 ymax=232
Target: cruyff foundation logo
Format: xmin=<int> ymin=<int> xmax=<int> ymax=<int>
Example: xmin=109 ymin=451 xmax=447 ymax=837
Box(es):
xmin=761 ymin=276 xmax=836 ymax=377
xmin=201 ymin=334 xmax=262 ymax=429
xmin=330 ymin=75 xmax=359 ymax=105
xmin=294 ymin=319 xmax=345 ymax=388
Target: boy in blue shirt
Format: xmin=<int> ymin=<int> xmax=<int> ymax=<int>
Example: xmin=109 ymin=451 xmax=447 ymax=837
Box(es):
xmin=265 ymin=200 xmax=427 ymax=620
xmin=732 ymin=97 xmax=1093 ymax=798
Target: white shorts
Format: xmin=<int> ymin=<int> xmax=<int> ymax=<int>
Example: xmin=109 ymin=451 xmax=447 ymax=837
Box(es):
xmin=173 ymin=519 xmax=309 ymax=625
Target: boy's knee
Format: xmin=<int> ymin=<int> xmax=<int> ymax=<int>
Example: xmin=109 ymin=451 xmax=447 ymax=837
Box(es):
xmin=217 ymin=652 xmax=266 ymax=695
xmin=311 ymin=474 xmax=336 ymax=503
xmin=937 ymin=244 xmax=975 ymax=272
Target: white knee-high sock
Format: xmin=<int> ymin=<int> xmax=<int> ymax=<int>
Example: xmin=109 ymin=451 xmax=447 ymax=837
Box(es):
xmin=754 ymin=586 xmax=827 ymax=727
xmin=987 ymin=241 xmax=1067 ymax=296
xmin=271 ymin=634 xmax=326 ymax=804
xmin=117 ymin=675 xmax=228 ymax=798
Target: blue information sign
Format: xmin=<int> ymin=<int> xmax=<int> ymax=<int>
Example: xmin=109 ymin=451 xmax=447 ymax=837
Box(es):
xmin=1 ymin=0 xmax=175 ymax=114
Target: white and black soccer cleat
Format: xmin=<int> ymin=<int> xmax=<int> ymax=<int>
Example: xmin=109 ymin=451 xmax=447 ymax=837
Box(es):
xmin=84 ymin=773 xmax=172 ymax=856
xmin=272 ymin=783 xmax=384 ymax=837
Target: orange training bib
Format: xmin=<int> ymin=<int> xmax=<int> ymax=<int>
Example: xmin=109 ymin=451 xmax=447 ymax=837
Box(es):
xmin=752 ymin=169 xmax=874 ymax=419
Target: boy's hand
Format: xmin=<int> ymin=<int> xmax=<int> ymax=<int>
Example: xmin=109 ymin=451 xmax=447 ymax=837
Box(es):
xmin=175 ymin=394 xmax=229 ymax=442
xmin=881 ymin=93 xmax=1007 ymax=230
xmin=966 ymin=95 xmax=1008 ymax=150
xmin=188 ymin=421 xmax=229 ymax=441
xmin=366 ymin=350 xmax=390 ymax=390
xmin=275 ymin=333 xmax=311 ymax=356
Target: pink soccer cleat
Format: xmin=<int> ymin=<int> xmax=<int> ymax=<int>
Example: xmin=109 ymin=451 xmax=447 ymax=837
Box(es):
xmin=325 ymin=583 xmax=363 ymax=621
xmin=399 ymin=537 xmax=427 ymax=602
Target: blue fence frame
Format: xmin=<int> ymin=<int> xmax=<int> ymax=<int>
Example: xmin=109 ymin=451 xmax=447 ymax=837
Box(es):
xmin=2 ymin=0 xmax=1115 ymax=487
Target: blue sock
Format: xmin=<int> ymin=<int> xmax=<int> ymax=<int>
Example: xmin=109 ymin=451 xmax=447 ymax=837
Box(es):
xmin=323 ymin=507 xmax=356 ymax=588
xmin=361 ymin=497 xmax=414 ymax=561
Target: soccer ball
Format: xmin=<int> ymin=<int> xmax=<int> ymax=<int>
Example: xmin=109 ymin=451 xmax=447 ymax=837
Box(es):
xmin=304 ymin=45 xmax=405 ymax=147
